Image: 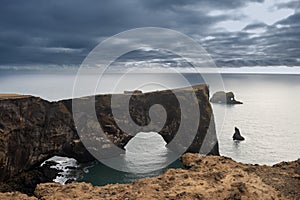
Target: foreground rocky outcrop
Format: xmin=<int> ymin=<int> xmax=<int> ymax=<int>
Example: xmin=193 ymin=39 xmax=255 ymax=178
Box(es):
xmin=0 ymin=84 xmax=218 ymax=184
xmin=1 ymin=154 xmax=299 ymax=200
xmin=210 ymin=91 xmax=243 ymax=104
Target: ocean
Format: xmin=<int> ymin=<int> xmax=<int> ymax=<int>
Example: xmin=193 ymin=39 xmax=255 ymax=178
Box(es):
xmin=1 ymin=71 xmax=300 ymax=185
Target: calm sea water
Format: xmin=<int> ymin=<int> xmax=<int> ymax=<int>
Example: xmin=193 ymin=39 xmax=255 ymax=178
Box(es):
xmin=1 ymin=71 xmax=300 ymax=185
xmin=214 ymin=74 xmax=300 ymax=165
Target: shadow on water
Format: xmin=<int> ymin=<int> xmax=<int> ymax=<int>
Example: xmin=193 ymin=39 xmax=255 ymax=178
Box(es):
xmin=233 ymin=140 xmax=241 ymax=148
xmin=77 ymin=132 xmax=185 ymax=186
xmin=77 ymin=159 xmax=184 ymax=186
xmin=231 ymin=140 xmax=243 ymax=159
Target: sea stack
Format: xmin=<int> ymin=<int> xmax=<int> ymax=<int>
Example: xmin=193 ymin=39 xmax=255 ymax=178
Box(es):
xmin=233 ymin=127 xmax=245 ymax=141
xmin=210 ymin=91 xmax=243 ymax=104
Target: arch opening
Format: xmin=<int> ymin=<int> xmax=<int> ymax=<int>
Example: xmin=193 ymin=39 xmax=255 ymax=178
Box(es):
xmin=124 ymin=132 xmax=176 ymax=173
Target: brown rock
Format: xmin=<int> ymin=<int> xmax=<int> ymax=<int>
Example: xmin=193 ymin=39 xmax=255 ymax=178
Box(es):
xmin=26 ymin=154 xmax=300 ymax=200
xmin=0 ymin=191 xmax=37 ymax=200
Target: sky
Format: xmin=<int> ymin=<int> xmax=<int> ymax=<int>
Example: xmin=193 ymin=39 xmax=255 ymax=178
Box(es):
xmin=0 ymin=0 xmax=299 ymax=69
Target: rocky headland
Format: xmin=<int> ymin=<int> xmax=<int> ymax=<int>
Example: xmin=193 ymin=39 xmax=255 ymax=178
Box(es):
xmin=0 ymin=85 xmax=218 ymax=194
xmin=1 ymin=87 xmax=299 ymax=199
xmin=0 ymin=153 xmax=299 ymax=199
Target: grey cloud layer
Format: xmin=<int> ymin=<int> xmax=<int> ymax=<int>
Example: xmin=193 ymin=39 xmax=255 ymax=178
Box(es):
xmin=0 ymin=0 xmax=299 ymax=67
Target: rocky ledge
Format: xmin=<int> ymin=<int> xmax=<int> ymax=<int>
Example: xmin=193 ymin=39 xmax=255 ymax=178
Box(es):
xmin=1 ymin=153 xmax=299 ymax=200
xmin=0 ymin=85 xmax=218 ymax=189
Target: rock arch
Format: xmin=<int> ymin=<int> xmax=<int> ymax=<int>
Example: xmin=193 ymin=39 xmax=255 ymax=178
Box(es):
xmin=0 ymin=84 xmax=219 ymax=180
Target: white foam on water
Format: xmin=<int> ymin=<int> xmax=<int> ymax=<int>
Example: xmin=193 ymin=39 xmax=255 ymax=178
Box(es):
xmin=41 ymin=156 xmax=79 ymax=184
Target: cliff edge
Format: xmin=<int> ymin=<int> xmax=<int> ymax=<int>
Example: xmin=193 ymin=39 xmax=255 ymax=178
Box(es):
xmin=1 ymin=154 xmax=299 ymax=199
xmin=0 ymin=84 xmax=218 ymax=182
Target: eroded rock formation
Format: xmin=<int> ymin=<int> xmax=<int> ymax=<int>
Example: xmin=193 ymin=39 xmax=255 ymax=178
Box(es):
xmin=0 ymin=84 xmax=218 ymax=182
xmin=210 ymin=91 xmax=243 ymax=104
xmin=0 ymin=95 xmax=87 ymax=182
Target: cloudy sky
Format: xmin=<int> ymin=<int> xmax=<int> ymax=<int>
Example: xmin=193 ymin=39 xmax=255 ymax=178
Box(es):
xmin=0 ymin=0 xmax=299 ymax=68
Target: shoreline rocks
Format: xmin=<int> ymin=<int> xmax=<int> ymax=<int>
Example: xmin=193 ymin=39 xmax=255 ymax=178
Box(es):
xmin=33 ymin=154 xmax=300 ymax=200
xmin=210 ymin=91 xmax=243 ymax=104
xmin=0 ymin=160 xmax=61 ymax=195
xmin=1 ymin=154 xmax=299 ymax=199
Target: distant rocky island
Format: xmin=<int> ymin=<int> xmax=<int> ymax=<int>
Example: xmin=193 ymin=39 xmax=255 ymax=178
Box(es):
xmin=210 ymin=91 xmax=243 ymax=104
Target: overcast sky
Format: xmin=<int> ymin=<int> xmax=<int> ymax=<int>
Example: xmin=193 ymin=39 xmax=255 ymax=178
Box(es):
xmin=0 ymin=0 xmax=299 ymax=68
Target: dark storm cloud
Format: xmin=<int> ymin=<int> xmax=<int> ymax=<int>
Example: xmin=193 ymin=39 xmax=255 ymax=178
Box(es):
xmin=243 ymin=22 xmax=268 ymax=31
xmin=0 ymin=0 xmax=299 ymax=67
xmin=142 ymin=0 xmax=264 ymax=10
xmin=276 ymin=12 xmax=300 ymax=26
xmin=197 ymin=8 xmax=300 ymax=67
xmin=276 ymin=1 xmax=300 ymax=9
xmin=0 ymin=0 xmax=147 ymax=65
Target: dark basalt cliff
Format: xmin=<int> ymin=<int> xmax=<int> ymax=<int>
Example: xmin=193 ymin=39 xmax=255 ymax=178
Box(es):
xmin=0 ymin=84 xmax=218 ymax=181
xmin=0 ymin=95 xmax=89 ymax=182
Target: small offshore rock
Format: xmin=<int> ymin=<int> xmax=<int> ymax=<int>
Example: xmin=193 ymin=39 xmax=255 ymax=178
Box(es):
xmin=233 ymin=127 xmax=245 ymax=141
xmin=210 ymin=91 xmax=243 ymax=104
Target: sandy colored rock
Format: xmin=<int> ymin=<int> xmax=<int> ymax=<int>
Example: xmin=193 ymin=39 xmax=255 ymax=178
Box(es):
xmin=0 ymin=94 xmax=31 ymax=99
xmin=32 ymin=154 xmax=300 ymax=200
xmin=0 ymin=191 xmax=37 ymax=200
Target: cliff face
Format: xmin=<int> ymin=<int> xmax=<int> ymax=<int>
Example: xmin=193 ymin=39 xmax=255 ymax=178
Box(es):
xmin=0 ymin=95 xmax=87 ymax=181
xmin=0 ymin=84 xmax=218 ymax=181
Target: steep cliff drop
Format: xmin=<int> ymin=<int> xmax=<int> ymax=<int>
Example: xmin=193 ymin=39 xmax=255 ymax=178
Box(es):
xmin=0 ymin=84 xmax=219 ymax=184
